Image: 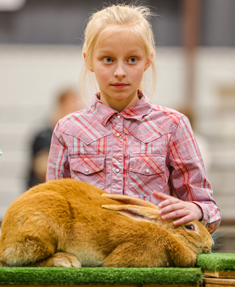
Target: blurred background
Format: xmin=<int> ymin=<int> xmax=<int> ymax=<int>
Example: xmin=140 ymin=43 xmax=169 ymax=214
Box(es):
xmin=0 ymin=0 xmax=235 ymax=251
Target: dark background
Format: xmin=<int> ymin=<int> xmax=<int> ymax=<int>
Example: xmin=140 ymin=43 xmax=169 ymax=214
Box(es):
xmin=1 ymin=0 xmax=235 ymax=46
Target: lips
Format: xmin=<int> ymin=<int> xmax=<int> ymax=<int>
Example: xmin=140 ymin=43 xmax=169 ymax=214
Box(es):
xmin=111 ymin=83 xmax=129 ymax=89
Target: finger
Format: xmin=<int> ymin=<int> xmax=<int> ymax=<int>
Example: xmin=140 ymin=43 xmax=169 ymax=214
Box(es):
xmin=153 ymin=191 xmax=181 ymax=208
xmin=158 ymin=197 xmax=181 ymax=209
xmin=152 ymin=191 xmax=173 ymax=201
xmin=158 ymin=202 xmax=183 ymax=215
xmin=160 ymin=208 xmax=188 ymax=220
xmin=173 ymin=214 xmax=194 ymax=226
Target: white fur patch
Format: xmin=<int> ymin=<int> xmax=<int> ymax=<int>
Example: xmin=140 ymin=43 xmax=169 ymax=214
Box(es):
xmin=73 ymin=248 xmax=104 ymax=267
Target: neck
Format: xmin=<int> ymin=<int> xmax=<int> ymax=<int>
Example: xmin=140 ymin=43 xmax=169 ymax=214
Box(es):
xmin=99 ymin=91 xmax=140 ymax=112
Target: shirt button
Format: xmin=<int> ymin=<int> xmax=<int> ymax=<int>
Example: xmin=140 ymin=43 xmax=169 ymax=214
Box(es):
xmin=116 ymin=133 xmax=120 ymax=137
xmin=117 ymin=115 xmax=121 ymax=119
xmin=85 ymin=169 xmax=89 ymax=173
xmin=115 ymin=168 xmax=120 ymax=173
xmin=145 ymin=169 xmax=150 ymax=174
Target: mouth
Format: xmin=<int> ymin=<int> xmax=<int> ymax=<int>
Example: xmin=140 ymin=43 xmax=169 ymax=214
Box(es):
xmin=111 ymin=83 xmax=129 ymax=89
xmin=202 ymin=248 xmax=212 ymax=254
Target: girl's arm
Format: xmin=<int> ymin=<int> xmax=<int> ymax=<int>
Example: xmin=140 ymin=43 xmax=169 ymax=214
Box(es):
xmin=46 ymin=123 xmax=71 ymax=181
xmin=161 ymin=115 xmax=221 ymax=234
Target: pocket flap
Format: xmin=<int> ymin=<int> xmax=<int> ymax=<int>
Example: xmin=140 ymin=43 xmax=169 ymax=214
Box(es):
xmin=70 ymin=155 xmax=105 ymax=175
xmin=130 ymin=155 xmax=165 ymax=175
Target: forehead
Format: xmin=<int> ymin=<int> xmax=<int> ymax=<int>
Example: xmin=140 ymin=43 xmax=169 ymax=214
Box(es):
xmin=95 ymin=26 xmax=145 ymax=54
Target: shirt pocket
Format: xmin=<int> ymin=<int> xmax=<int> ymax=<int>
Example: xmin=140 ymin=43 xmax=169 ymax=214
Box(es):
xmin=128 ymin=154 xmax=165 ymax=198
xmin=70 ymin=155 xmax=105 ymax=189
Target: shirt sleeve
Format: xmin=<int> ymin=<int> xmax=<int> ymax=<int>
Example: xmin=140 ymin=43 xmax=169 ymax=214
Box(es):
xmin=168 ymin=115 xmax=221 ymax=233
xmin=46 ymin=122 xmax=71 ymax=181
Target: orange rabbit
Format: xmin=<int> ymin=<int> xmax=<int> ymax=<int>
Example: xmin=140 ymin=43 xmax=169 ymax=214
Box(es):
xmin=0 ymin=178 xmax=213 ymax=268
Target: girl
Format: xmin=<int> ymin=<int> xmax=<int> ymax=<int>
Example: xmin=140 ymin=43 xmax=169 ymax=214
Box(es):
xmin=46 ymin=4 xmax=221 ymax=234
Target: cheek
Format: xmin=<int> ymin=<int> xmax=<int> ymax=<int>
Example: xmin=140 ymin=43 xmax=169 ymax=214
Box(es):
xmin=95 ymin=67 xmax=111 ymax=82
xmin=131 ymin=67 xmax=145 ymax=82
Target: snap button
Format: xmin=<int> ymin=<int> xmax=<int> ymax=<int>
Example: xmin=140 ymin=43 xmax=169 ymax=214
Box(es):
xmin=116 ymin=133 xmax=120 ymax=137
xmin=117 ymin=115 xmax=121 ymax=119
xmin=85 ymin=169 xmax=89 ymax=173
xmin=115 ymin=168 xmax=120 ymax=173
xmin=145 ymin=169 xmax=150 ymax=174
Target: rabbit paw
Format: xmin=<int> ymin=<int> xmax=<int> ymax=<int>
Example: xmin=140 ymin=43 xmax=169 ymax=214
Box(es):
xmin=50 ymin=252 xmax=81 ymax=267
xmin=0 ymin=260 xmax=8 ymax=267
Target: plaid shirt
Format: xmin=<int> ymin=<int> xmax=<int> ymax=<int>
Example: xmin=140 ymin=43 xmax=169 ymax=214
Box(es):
xmin=47 ymin=90 xmax=221 ymax=233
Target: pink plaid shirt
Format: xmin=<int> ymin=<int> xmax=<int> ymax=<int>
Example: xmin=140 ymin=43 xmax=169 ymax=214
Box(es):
xmin=47 ymin=90 xmax=221 ymax=233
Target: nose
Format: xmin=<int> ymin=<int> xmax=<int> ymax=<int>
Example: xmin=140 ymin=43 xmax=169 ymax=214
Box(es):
xmin=114 ymin=61 xmax=126 ymax=79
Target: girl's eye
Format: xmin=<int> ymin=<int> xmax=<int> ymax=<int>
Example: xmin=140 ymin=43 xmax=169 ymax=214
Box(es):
xmin=128 ymin=57 xmax=138 ymax=63
xmin=102 ymin=57 xmax=113 ymax=63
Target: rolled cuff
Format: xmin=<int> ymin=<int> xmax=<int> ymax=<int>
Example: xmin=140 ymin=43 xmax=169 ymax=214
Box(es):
xmin=193 ymin=201 xmax=221 ymax=234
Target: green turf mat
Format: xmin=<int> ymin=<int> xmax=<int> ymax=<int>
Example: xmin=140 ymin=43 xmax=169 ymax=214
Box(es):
xmin=197 ymin=253 xmax=235 ymax=272
xmin=0 ymin=267 xmax=202 ymax=285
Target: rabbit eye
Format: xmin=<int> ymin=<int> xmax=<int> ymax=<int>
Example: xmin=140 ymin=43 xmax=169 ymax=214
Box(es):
xmin=185 ymin=224 xmax=195 ymax=231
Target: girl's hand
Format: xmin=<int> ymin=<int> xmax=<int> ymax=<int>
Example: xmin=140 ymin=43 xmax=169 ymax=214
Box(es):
xmin=152 ymin=191 xmax=203 ymax=226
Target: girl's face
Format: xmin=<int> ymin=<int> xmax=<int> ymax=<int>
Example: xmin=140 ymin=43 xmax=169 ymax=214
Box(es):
xmin=86 ymin=28 xmax=151 ymax=112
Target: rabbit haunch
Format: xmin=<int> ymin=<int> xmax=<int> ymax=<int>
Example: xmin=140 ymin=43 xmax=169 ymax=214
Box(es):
xmin=0 ymin=179 xmax=213 ymax=268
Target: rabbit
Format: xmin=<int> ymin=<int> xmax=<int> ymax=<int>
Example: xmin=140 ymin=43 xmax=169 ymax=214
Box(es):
xmin=0 ymin=178 xmax=214 ymax=268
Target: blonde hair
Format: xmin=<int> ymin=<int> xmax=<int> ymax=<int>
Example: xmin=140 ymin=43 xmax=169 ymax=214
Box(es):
xmin=79 ymin=4 xmax=157 ymax=101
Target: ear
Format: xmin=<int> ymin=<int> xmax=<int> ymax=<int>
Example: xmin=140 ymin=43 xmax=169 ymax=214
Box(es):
xmin=144 ymin=58 xmax=151 ymax=71
xmin=144 ymin=51 xmax=153 ymax=71
xmin=102 ymin=194 xmax=157 ymax=209
xmin=83 ymin=52 xmax=94 ymax=72
xmin=102 ymin=204 xmax=160 ymax=223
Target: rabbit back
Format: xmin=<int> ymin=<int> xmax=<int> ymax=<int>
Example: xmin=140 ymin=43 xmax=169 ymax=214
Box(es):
xmin=0 ymin=179 xmax=211 ymax=268
xmin=0 ymin=179 xmax=122 ymax=266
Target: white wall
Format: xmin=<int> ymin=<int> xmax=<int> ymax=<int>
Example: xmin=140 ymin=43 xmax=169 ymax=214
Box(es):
xmin=0 ymin=45 xmax=83 ymax=218
xmin=0 ymin=45 xmax=235 ymax=220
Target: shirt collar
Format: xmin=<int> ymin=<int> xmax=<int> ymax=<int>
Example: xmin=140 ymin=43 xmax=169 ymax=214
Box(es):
xmin=90 ymin=89 xmax=153 ymax=126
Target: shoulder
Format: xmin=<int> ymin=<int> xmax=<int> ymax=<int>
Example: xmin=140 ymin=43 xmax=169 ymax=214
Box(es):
xmin=147 ymin=104 xmax=187 ymax=131
xmin=151 ymin=104 xmax=183 ymax=120
xmin=55 ymin=107 xmax=93 ymax=133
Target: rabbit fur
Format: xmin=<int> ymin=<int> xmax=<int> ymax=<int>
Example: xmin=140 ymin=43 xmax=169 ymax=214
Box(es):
xmin=0 ymin=178 xmax=213 ymax=268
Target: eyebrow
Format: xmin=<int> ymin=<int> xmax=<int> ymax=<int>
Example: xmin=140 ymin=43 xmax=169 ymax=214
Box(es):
xmin=97 ymin=48 xmax=143 ymax=55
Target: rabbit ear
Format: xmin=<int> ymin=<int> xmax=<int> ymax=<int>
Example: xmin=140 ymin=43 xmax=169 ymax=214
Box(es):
xmin=102 ymin=204 xmax=160 ymax=223
xmin=102 ymin=194 xmax=157 ymax=209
